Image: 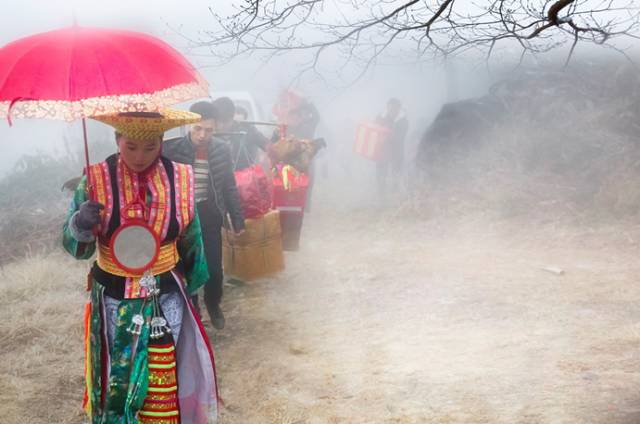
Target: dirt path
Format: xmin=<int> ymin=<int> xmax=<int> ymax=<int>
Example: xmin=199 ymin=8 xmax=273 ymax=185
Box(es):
xmin=3 ymin=179 xmax=640 ymax=423
xmin=212 ymin=181 xmax=640 ymax=423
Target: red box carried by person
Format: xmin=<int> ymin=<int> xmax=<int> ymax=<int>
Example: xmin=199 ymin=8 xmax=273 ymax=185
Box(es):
xmin=354 ymin=121 xmax=391 ymax=161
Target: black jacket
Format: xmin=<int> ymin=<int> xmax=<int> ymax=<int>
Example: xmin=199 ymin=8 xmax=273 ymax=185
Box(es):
xmin=163 ymin=135 xmax=245 ymax=232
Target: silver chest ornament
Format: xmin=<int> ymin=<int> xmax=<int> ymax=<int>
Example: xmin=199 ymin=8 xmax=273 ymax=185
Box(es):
xmin=139 ymin=271 xmax=159 ymax=296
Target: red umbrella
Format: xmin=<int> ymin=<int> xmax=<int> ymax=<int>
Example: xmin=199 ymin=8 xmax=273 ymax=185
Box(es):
xmin=0 ymin=25 xmax=208 ymax=188
xmin=0 ymin=25 xmax=207 ymax=120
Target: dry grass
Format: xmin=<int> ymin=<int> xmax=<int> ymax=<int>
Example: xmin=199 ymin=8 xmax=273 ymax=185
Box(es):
xmin=3 ymin=194 xmax=640 ymax=423
xmin=0 ymin=252 xmax=88 ymax=424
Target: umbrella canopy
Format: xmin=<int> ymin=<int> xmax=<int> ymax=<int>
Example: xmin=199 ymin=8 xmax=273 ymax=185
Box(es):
xmin=0 ymin=26 xmax=208 ymax=121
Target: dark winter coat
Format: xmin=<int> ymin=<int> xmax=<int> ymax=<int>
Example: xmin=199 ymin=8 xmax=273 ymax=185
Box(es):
xmin=163 ymin=135 xmax=245 ymax=232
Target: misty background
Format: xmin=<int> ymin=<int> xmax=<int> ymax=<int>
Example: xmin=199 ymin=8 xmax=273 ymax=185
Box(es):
xmin=6 ymin=2 xmax=640 ymax=423
xmin=0 ymin=0 xmax=493 ymax=176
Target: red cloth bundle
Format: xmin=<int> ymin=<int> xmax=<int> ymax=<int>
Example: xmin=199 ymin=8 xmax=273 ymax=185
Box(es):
xmin=272 ymin=165 xmax=309 ymax=213
xmin=271 ymin=165 xmax=308 ymax=250
xmin=234 ymin=164 xmax=273 ymax=219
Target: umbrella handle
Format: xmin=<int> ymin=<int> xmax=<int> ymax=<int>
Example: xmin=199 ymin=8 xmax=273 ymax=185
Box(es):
xmin=81 ymin=118 xmax=101 ymax=237
xmin=82 ymin=118 xmax=94 ymax=201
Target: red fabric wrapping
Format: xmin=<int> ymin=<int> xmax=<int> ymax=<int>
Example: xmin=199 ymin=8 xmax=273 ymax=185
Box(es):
xmin=272 ymin=166 xmax=309 ymax=212
xmin=271 ymin=165 xmax=308 ymax=250
xmin=234 ymin=165 xmax=272 ymax=219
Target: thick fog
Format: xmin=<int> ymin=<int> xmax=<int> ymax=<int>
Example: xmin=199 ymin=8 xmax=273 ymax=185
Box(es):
xmin=6 ymin=2 xmax=640 ymax=423
xmin=0 ymin=0 xmax=493 ymax=176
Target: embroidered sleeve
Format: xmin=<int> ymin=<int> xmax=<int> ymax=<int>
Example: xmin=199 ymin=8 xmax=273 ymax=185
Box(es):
xmin=172 ymin=162 xmax=196 ymax=233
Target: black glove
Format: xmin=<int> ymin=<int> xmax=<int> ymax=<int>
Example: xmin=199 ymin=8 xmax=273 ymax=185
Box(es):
xmin=74 ymin=200 xmax=104 ymax=231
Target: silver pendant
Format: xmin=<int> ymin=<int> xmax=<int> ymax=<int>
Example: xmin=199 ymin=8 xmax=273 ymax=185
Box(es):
xmin=139 ymin=272 xmax=159 ymax=296
xmin=127 ymin=314 xmax=145 ymax=335
xmin=150 ymin=316 xmax=170 ymax=339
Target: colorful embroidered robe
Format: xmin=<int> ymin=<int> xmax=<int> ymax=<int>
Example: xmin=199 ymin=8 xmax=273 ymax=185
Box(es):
xmin=63 ymin=154 xmax=218 ymax=423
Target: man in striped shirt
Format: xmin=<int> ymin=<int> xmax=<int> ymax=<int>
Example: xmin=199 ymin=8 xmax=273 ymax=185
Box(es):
xmin=164 ymin=101 xmax=245 ymax=330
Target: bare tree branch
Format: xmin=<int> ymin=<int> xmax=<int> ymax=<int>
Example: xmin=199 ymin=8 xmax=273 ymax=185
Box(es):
xmin=179 ymin=0 xmax=640 ymax=80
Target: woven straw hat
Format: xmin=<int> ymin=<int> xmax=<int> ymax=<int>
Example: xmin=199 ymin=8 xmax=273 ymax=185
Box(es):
xmin=94 ymin=109 xmax=201 ymax=140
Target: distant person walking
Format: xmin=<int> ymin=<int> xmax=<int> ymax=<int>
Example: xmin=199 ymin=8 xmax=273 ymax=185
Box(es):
xmin=271 ymin=96 xmax=322 ymax=210
xmin=376 ymin=98 xmax=409 ymax=198
xmin=212 ymin=97 xmax=269 ymax=171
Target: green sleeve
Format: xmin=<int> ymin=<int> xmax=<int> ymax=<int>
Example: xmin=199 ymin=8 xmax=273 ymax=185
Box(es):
xmin=62 ymin=176 xmax=96 ymax=259
xmin=177 ymin=208 xmax=210 ymax=295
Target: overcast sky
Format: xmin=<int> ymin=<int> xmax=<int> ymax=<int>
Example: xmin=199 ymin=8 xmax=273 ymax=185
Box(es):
xmin=1 ymin=0 xmax=218 ymax=41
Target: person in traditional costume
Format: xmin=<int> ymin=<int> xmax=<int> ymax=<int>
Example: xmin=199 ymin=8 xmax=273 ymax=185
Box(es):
xmin=63 ymin=110 xmax=218 ymax=423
